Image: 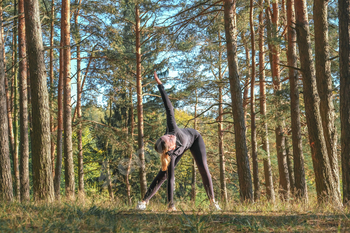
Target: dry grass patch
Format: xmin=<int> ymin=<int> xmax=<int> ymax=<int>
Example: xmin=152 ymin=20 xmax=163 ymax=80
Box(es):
xmin=0 ymin=196 xmax=349 ymax=232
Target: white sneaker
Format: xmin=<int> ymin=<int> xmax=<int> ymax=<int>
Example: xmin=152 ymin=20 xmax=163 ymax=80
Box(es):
xmin=213 ymin=201 xmax=222 ymax=211
xmin=136 ymin=201 xmax=146 ymax=210
xmin=167 ymin=206 xmax=177 ymax=212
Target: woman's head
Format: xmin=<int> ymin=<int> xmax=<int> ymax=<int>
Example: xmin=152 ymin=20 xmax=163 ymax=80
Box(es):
xmin=154 ymin=135 xmax=176 ymax=154
xmin=154 ymin=135 xmax=176 ymax=171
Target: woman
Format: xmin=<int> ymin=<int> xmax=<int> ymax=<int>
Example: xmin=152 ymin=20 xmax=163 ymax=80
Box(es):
xmin=136 ymin=71 xmax=221 ymax=211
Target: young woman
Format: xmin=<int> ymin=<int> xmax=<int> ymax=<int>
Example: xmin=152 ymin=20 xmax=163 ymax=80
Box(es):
xmin=136 ymin=72 xmax=221 ymax=211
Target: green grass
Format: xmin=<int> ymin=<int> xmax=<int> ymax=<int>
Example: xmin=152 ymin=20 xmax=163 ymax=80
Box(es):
xmin=0 ymin=196 xmax=349 ymax=232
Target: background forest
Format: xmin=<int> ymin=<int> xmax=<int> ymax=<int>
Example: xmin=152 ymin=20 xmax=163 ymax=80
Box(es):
xmin=0 ymin=0 xmax=349 ymax=231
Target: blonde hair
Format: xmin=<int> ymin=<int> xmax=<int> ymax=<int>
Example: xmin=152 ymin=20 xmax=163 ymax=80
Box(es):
xmin=161 ymin=152 xmax=171 ymax=171
xmin=155 ymin=137 xmax=171 ymax=171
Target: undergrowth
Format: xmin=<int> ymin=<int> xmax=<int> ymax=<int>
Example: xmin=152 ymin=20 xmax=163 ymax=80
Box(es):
xmin=0 ymin=195 xmax=349 ymax=232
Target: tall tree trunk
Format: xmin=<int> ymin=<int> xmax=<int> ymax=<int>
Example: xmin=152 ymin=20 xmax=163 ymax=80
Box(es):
xmin=287 ymin=0 xmax=307 ymax=200
xmin=250 ymin=0 xmax=260 ymax=201
xmin=218 ymin=36 xmax=227 ymax=204
xmin=191 ymin=90 xmax=197 ymax=202
xmin=267 ymin=0 xmax=290 ymax=200
xmin=24 ymin=0 xmax=54 ymax=202
xmin=339 ymin=0 xmax=350 ymax=204
xmin=106 ymin=160 xmax=114 ymax=200
xmin=314 ymin=0 xmax=341 ymax=201
xmin=18 ymin=0 xmax=29 ymax=202
xmin=62 ymin=0 xmax=75 ymax=199
xmin=106 ymin=99 xmax=114 ymax=200
xmin=275 ymin=123 xmax=290 ymax=200
xmin=294 ymin=0 xmax=341 ymax=205
xmin=5 ymin=73 xmax=14 ymax=164
xmin=12 ymin=0 xmax=20 ymax=201
xmin=285 ymin=135 xmax=295 ymax=193
xmin=243 ymin=40 xmax=250 ymax=127
xmin=54 ymin=39 xmax=63 ymax=199
xmin=2 ymin=3 xmax=15 ymax=180
xmin=243 ymin=40 xmax=251 ymax=163
xmin=126 ymin=84 xmax=134 ymax=206
xmin=0 ymin=10 xmax=14 ymax=202
xmin=135 ymin=5 xmax=147 ymax=198
xmin=223 ymin=0 xmax=253 ymax=202
xmin=259 ymin=0 xmax=275 ymax=202
xmin=50 ymin=0 xmax=55 ymax=179
xmin=75 ymin=4 xmax=84 ymax=196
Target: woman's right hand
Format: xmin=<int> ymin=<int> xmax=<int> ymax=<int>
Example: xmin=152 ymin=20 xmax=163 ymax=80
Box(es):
xmin=154 ymin=71 xmax=162 ymax=85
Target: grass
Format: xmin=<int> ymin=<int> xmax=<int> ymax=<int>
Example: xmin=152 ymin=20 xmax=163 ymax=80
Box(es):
xmin=0 ymin=195 xmax=349 ymax=232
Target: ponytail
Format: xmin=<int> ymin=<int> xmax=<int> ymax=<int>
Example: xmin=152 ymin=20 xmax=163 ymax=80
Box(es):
xmin=155 ymin=137 xmax=171 ymax=171
xmin=161 ymin=152 xmax=171 ymax=171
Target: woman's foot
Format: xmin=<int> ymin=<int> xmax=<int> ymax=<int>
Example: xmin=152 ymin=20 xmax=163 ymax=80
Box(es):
xmin=212 ymin=201 xmax=222 ymax=211
xmin=136 ymin=201 xmax=147 ymax=210
xmin=167 ymin=205 xmax=177 ymax=212
xmin=210 ymin=199 xmax=222 ymax=211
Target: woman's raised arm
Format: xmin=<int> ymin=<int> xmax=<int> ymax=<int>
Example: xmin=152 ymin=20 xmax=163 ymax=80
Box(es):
xmin=154 ymin=71 xmax=177 ymax=133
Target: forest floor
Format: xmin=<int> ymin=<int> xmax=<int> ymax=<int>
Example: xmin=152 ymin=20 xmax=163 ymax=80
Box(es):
xmin=0 ymin=196 xmax=349 ymax=232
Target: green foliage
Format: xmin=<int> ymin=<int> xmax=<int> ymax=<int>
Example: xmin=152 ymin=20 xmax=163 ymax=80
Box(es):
xmin=2 ymin=0 xmax=343 ymax=207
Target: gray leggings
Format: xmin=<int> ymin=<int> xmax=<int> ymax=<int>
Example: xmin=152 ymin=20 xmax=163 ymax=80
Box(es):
xmin=143 ymin=135 xmax=215 ymax=207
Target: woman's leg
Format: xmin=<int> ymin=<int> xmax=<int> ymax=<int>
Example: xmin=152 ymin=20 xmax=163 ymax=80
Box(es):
xmin=167 ymin=153 xmax=184 ymax=208
xmin=190 ymin=135 xmax=215 ymax=200
xmin=143 ymin=170 xmax=167 ymax=203
xmin=143 ymin=154 xmax=183 ymax=204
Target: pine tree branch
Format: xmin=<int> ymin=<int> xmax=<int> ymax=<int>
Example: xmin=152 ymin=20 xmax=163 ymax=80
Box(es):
xmin=277 ymin=63 xmax=301 ymax=71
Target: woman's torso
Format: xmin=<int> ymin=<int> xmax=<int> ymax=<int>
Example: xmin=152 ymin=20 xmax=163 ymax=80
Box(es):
xmin=166 ymin=127 xmax=200 ymax=153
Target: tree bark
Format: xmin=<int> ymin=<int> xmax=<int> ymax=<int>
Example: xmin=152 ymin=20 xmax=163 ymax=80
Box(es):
xmin=267 ymin=0 xmax=290 ymax=200
xmin=250 ymin=0 xmax=260 ymax=201
xmin=18 ymin=0 xmax=29 ymax=202
xmin=50 ymin=0 xmax=55 ymax=179
xmin=294 ymin=0 xmax=341 ymax=205
xmin=218 ymin=36 xmax=227 ymax=204
xmin=3 ymin=3 xmax=15 ymax=180
xmin=54 ymin=38 xmax=63 ymax=199
xmin=5 ymin=73 xmax=14 ymax=167
xmin=107 ymin=160 xmax=114 ymax=200
xmin=314 ymin=0 xmax=341 ymax=201
xmin=0 ymin=10 xmax=14 ymax=202
xmin=223 ymin=0 xmax=253 ymax=202
xmin=106 ymin=100 xmax=114 ymax=200
xmin=192 ymin=89 xmax=198 ymax=202
xmin=339 ymin=0 xmax=350 ymax=204
xmin=126 ymin=84 xmax=134 ymax=206
xmin=259 ymin=0 xmax=275 ymax=202
xmin=135 ymin=5 xmax=147 ymax=198
xmin=287 ymin=0 xmax=307 ymax=200
xmin=275 ymin=124 xmax=290 ymax=200
xmin=75 ymin=4 xmax=84 ymax=196
xmin=12 ymin=0 xmax=20 ymax=201
xmin=285 ymin=135 xmax=295 ymax=193
xmin=24 ymin=0 xmax=54 ymax=202
xmin=243 ymin=40 xmax=250 ymax=128
xmin=62 ymin=0 xmax=75 ymax=199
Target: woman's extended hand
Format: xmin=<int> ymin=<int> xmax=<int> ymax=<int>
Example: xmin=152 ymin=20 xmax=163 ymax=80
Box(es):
xmin=154 ymin=71 xmax=162 ymax=85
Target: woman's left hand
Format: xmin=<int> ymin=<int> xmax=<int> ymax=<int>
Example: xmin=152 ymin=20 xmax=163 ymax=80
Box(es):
xmin=154 ymin=71 xmax=162 ymax=85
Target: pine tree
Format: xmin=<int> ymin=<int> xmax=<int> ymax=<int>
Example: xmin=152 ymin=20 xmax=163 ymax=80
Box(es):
xmin=287 ymin=0 xmax=307 ymax=200
xmin=24 ymin=0 xmax=54 ymax=202
xmin=294 ymin=0 xmax=340 ymax=205
xmin=0 ymin=8 xmax=13 ymax=202
xmin=224 ymin=0 xmax=253 ymax=202
xmin=18 ymin=0 xmax=29 ymax=202
xmin=339 ymin=0 xmax=350 ymax=204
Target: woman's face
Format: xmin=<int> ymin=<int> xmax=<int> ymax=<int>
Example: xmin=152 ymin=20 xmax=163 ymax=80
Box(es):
xmin=161 ymin=134 xmax=176 ymax=151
